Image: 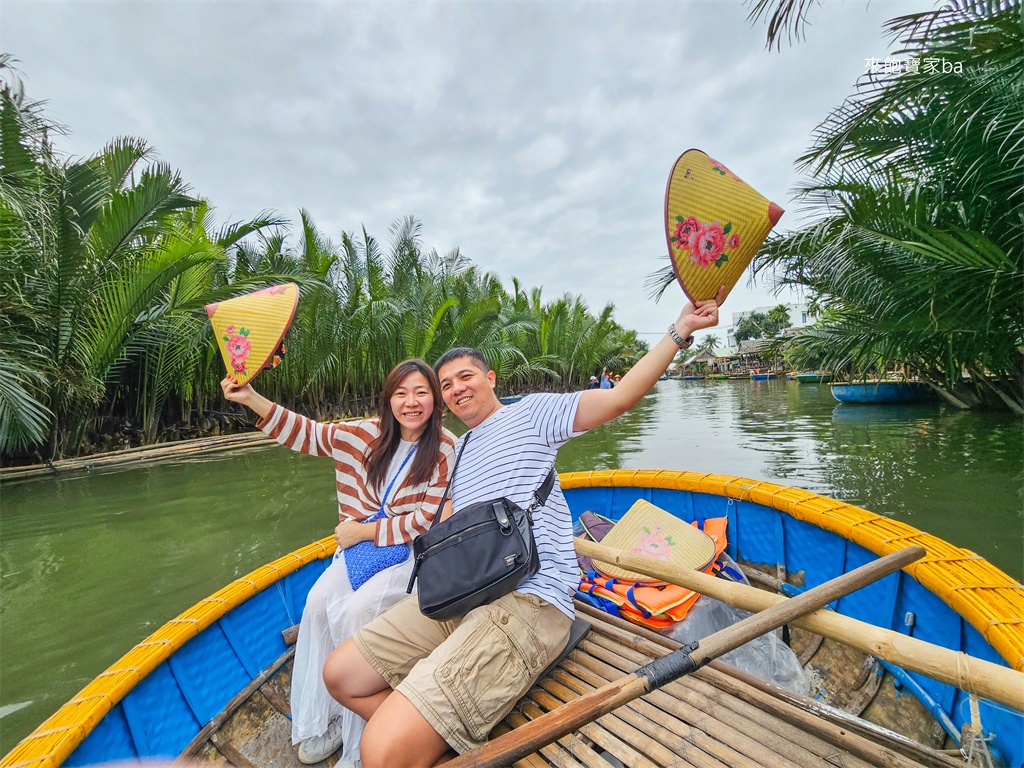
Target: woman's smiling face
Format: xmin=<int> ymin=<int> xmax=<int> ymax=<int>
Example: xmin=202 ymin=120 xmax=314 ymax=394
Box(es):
xmin=390 ymin=370 xmax=434 ymax=441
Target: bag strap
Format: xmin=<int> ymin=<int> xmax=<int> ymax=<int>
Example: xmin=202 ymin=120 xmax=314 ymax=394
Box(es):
xmin=428 ymin=432 xmax=471 ymax=530
xmin=526 ymin=467 xmax=557 ymax=516
xmin=427 ymin=430 xmax=556 ymax=529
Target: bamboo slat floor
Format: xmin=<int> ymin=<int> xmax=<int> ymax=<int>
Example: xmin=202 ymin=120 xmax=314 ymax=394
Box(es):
xmin=186 ymin=601 xmax=963 ymax=768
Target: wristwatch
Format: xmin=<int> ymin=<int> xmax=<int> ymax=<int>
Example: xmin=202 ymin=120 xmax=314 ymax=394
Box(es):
xmin=667 ymin=324 xmax=695 ymax=350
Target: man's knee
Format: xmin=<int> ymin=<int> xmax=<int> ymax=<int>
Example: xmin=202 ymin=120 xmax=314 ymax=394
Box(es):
xmin=360 ymin=692 xmax=449 ymax=768
xmin=322 ymin=638 xmax=376 ymax=704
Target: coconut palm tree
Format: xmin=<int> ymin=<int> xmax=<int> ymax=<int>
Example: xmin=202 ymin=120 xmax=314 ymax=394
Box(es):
xmin=1 ymin=56 xmax=650 ymax=459
xmin=0 ymin=59 xmax=298 ymax=458
xmin=750 ymin=1 xmax=1023 ymax=412
xmin=698 ymin=334 xmax=721 ymax=353
xmin=0 ymin=60 xmax=57 ymax=455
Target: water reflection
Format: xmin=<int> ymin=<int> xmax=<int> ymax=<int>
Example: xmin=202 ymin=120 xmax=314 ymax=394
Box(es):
xmin=1 ymin=381 xmax=1021 ymax=752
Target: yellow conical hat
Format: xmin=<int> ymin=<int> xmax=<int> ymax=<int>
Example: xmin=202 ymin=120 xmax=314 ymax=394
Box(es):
xmin=592 ymin=499 xmax=718 ymax=583
xmin=205 ymin=284 xmax=298 ymax=386
xmin=665 ymin=149 xmax=784 ymax=303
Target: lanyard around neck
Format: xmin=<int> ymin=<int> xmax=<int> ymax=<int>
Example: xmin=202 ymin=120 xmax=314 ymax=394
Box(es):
xmin=380 ymin=443 xmax=418 ymax=512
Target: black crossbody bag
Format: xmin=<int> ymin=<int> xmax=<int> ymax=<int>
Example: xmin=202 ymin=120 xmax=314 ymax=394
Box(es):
xmin=405 ymin=432 xmax=555 ymax=621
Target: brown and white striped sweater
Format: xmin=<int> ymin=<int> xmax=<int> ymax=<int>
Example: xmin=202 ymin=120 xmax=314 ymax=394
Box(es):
xmin=257 ymin=405 xmax=456 ymax=546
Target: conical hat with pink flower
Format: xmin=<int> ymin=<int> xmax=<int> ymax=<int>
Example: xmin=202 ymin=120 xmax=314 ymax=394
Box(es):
xmin=665 ymin=149 xmax=784 ymax=304
xmin=205 ymin=284 xmax=299 ymax=386
xmin=591 ymin=499 xmax=718 ymax=583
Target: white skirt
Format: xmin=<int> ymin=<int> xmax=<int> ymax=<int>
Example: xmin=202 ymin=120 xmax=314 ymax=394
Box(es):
xmin=290 ymin=547 xmax=415 ymax=761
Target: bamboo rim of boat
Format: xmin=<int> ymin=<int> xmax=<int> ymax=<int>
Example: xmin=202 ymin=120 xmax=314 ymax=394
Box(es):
xmin=4 ymin=469 xmax=1022 ymax=768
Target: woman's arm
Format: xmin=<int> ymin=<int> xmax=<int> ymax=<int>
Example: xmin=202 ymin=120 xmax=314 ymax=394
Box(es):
xmin=221 ymin=376 xmax=365 ymax=458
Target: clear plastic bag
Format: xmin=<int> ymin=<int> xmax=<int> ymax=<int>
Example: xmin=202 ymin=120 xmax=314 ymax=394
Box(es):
xmin=656 ymin=553 xmax=809 ymax=695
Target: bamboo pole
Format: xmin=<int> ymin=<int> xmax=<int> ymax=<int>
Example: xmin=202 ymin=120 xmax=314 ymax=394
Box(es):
xmin=576 ymin=538 xmax=1024 ymax=711
xmin=446 ymin=546 xmax=924 ymax=768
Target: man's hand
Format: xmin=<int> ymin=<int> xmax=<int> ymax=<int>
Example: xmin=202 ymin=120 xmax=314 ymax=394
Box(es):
xmin=675 ymin=285 xmax=726 ymax=337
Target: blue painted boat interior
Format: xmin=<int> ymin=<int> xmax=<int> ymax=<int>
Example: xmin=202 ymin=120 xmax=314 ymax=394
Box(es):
xmin=65 ymin=486 xmax=1023 ymax=768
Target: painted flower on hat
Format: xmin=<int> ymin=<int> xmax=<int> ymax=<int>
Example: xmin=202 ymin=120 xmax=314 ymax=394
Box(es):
xmin=223 ymin=326 xmax=253 ymax=377
xmin=710 ymin=160 xmax=744 ymax=183
xmin=630 ymin=525 xmax=675 ymax=561
xmin=671 ymin=215 xmax=740 ymax=269
xmin=672 ymin=215 xmax=703 ymax=253
xmin=693 ymin=222 xmax=726 ymax=267
xmin=226 ymin=333 xmax=252 ymax=359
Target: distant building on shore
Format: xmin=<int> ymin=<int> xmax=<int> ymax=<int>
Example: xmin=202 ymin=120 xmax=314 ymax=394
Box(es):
xmin=723 ymin=302 xmax=815 ymax=351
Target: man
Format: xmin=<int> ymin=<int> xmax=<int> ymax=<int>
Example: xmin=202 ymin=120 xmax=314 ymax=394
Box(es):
xmin=323 ymin=288 xmax=724 ymax=768
xmin=587 ymin=374 xmax=599 ymax=389
xmin=599 ymin=370 xmax=614 ymax=389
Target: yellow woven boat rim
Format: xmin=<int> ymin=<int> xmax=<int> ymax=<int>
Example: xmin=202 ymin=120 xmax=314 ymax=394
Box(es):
xmin=5 ymin=469 xmax=1022 ymax=768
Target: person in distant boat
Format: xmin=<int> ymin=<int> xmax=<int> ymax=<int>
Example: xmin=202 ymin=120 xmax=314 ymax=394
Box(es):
xmin=221 ymin=359 xmax=456 ymax=768
xmin=322 ymin=287 xmax=725 ymax=768
xmin=587 ymin=375 xmax=600 ymax=389
xmin=600 ymin=370 xmax=614 ymax=389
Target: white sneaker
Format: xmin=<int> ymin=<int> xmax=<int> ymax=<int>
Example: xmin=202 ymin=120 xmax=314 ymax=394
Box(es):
xmin=297 ymin=718 xmax=344 ymax=764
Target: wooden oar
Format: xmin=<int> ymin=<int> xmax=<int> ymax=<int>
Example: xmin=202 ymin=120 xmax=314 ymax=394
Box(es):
xmin=576 ymin=538 xmax=1024 ymax=710
xmin=445 ymin=545 xmax=924 ymax=768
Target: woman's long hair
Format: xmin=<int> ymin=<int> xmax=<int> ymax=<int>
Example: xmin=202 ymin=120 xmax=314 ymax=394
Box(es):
xmin=365 ymin=358 xmax=444 ymax=493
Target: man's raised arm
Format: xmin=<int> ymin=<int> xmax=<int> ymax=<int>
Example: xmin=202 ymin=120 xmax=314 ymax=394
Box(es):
xmin=573 ymin=285 xmax=725 ymax=433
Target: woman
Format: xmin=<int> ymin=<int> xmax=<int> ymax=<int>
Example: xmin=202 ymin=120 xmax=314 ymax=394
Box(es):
xmin=221 ymin=359 xmax=456 ymax=768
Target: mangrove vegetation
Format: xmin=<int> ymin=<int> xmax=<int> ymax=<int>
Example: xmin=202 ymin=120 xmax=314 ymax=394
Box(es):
xmin=0 ymin=59 xmax=646 ymax=463
xmin=753 ymin=1 xmax=1023 ymax=413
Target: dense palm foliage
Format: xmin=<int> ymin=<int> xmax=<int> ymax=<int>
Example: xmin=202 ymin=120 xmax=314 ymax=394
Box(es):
xmin=733 ymin=305 xmax=792 ymax=343
xmin=743 ymin=1 xmax=1023 ymax=412
xmin=0 ymin=62 xmax=645 ymax=462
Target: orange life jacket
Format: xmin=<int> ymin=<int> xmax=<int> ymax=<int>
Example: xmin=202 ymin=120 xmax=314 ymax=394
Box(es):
xmin=578 ymin=516 xmax=728 ymax=630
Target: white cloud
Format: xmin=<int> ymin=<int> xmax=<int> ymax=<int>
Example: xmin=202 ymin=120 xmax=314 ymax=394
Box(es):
xmin=3 ymin=0 xmax=931 ymax=342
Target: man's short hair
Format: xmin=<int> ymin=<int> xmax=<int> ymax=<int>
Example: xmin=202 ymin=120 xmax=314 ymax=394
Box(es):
xmin=434 ymin=347 xmax=490 ymax=375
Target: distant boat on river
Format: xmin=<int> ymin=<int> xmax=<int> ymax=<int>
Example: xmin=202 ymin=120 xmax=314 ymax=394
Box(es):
xmin=498 ymin=395 xmax=524 ymax=404
xmin=794 ymin=372 xmax=833 ymax=384
xmin=7 ymin=470 xmax=1020 ymax=768
xmin=831 ymin=381 xmax=934 ymax=404
xmin=750 ymin=372 xmax=776 ymax=380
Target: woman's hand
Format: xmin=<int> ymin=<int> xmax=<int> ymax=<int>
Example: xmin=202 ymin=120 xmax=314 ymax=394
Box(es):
xmin=221 ymin=377 xmax=254 ymax=405
xmin=335 ymin=519 xmax=375 ymax=550
xmin=220 ymin=377 xmax=274 ymax=418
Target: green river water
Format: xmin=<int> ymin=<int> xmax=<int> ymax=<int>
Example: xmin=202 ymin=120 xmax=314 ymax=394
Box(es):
xmin=1 ymin=379 xmax=1021 ymax=752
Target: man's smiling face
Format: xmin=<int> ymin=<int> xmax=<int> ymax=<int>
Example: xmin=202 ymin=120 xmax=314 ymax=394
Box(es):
xmin=437 ymin=355 xmax=500 ymax=428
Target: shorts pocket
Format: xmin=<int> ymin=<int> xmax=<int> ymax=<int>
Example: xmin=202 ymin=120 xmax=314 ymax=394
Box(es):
xmin=435 ymin=609 xmax=541 ymax=742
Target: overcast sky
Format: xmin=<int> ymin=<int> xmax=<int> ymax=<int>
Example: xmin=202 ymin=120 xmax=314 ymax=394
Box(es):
xmin=3 ymin=0 xmax=930 ymax=343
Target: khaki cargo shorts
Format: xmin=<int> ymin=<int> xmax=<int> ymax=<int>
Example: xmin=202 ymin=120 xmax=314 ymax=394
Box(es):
xmin=352 ymin=591 xmax=572 ymax=754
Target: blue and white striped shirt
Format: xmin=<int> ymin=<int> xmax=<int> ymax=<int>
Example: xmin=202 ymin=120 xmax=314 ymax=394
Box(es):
xmin=449 ymin=392 xmax=584 ymax=620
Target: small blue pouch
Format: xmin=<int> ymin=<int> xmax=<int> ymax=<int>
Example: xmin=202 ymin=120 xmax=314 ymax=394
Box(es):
xmin=343 ymin=510 xmax=410 ymax=590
